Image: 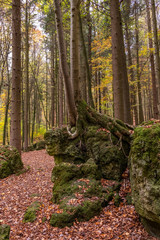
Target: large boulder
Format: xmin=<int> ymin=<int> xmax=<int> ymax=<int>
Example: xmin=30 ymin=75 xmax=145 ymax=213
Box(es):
xmin=45 ymin=125 xmax=129 ymax=181
xmin=130 ymin=122 xmax=160 ymax=238
xmin=0 ymin=145 xmax=23 ymax=179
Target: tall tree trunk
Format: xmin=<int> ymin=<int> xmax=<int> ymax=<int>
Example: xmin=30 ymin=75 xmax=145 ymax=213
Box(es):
xmin=110 ymin=0 xmax=125 ymax=121
xmin=59 ymin=66 xmax=63 ymax=127
xmin=151 ymin=0 xmax=160 ymax=110
xmin=45 ymin=49 xmax=48 ymax=130
xmin=54 ymin=0 xmax=76 ymax=125
xmin=51 ymin=33 xmax=55 ymax=127
xmin=10 ymin=0 xmax=21 ymax=154
xmin=86 ymin=0 xmax=94 ymax=108
xmin=70 ymin=0 xmax=81 ymax=104
xmin=3 ymin=62 xmax=10 ymax=145
xmin=24 ymin=0 xmax=29 ymax=150
xmin=79 ymin=14 xmax=94 ymax=107
xmin=124 ymin=0 xmax=138 ymax=125
xmin=145 ymin=0 xmax=159 ymax=119
xmin=98 ymin=71 xmax=101 ymax=113
xmin=135 ymin=1 xmax=144 ymax=124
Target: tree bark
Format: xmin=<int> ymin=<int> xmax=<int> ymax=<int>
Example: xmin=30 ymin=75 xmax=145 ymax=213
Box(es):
xmin=70 ymin=0 xmax=81 ymax=104
xmin=151 ymin=0 xmax=160 ymax=113
xmin=79 ymin=14 xmax=94 ymax=107
xmin=10 ymin=0 xmax=21 ymax=154
xmin=24 ymin=0 xmax=29 ymax=150
xmin=110 ymin=0 xmax=125 ymax=122
xmin=135 ymin=1 xmax=144 ymax=124
xmin=54 ymin=0 xmax=76 ymax=126
xmin=145 ymin=0 xmax=159 ymax=119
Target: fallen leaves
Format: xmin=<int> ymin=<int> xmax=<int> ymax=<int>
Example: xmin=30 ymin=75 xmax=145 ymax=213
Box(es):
xmin=0 ymin=150 xmax=158 ymax=239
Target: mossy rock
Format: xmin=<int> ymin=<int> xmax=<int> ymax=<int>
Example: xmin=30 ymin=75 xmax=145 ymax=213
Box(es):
xmin=130 ymin=123 xmax=160 ymax=238
xmin=50 ymin=200 xmax=102 ymax=228
xmin=0 ymin=225 xmax=10 ymax=240
xmin=36 ymin=140 xmax=46 ymax=150
xmin=45 ymin=128 xmax=87 ymax=164
xmin=23 ymin=201 xmax=41 ymax=223
xmin=0 ymin=145 xmax=23 ymax=179
xmin=51 ymin=163 xmax=81 ymax=185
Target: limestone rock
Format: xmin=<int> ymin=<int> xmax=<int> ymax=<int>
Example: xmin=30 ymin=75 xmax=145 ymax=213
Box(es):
xmin=130 ymin=123 xmax=160 ymax=238
xmin=0 ymin=145 xmax=23 ymax=179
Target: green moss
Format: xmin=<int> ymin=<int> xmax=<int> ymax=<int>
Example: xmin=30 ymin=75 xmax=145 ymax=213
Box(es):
xmin=126 ymin=193 xmax=132 ymax=205
xmin=0 ymin=145 xmax=23 ymax=179
xmin=114 ymin=194 xmax=122 ymax=207
xmin=0 ymin=225 xmax=10 ymax=240
xmin=50 ymin=211 xmax=75 ymax=228
xmin=51 ymin=163 xmax=81 ymax=185
xmin=23 ymin=201 xmax=41 ymax=223
xmin=50 ymin=200 xmax=102 ymax=228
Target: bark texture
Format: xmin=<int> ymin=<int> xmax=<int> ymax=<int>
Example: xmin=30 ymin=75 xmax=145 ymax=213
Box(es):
xmin=54 ymin=0 xmax=76 ymax=125
xmin=110 ymin=0 xmax=131 ymax=123
xmin=10 ymin=0 xmax=21 ymax=154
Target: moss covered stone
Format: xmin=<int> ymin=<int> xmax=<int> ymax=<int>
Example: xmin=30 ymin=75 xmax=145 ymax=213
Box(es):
xmin=45 ymin=101 xmax=131 ymax=227
xmin=0 ymin=145 xmax=23 ymax=179
xmin=130 ymin=123 xmax=160 ymax=238
xmin=0 ymin=225 xmax=10 ymax=240
xmin=23 ymin=201 xmax=41 ymax=223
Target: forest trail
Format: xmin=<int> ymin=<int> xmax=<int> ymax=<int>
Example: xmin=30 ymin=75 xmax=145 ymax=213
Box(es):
xmin=0 ymin=150 xmax=158 ymax=240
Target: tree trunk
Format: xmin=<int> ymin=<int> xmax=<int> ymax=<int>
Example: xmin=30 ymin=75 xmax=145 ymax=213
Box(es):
xmin=58 ymin=66 xmax=63 ymax=127
xmin=124 ymin=0 xmax=138 ymax=125
xmin=79 ymin=14 xmax=94 ymax=107
xmin=3 ymin=62 xmax=10 ymax=145
xmin=145 ymin=0 xmax=158 ymax=119
xmin=24 ymin=0 xmax=29 ymax=150
xmin=51 ymin=33 xmax=55 ymax=127
xmin=135 ymin=1 xmax=144 ymax=124
xmin=10 ymin=0 xmax=21 ymax=154
xmin=151 ymin=0 xmax=160 ymax=113
xmin=70 ymin=0 xmax=81 ymax=104
xmin=110 ymin=0 xmax=124 ymax=122
xmin=54 ymin=0 xmax=76 ymax=125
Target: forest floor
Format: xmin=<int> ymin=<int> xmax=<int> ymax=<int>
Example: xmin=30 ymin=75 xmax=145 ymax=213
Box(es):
xmin=0 ymin=149 xmax=158 ymax=240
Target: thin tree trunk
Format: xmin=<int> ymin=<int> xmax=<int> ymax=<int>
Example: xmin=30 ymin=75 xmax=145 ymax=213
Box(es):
xmin=3 ymin=62 xmax=10 ymax=145
xmin=98 ymin=71 xmax=101 ymax=113
xmin=124 ymin=0 xmax=138 ymax=125
xmin=24 ymin=0 xmax=29 ymax=150
xmin=51 ymin=33 xmax=55 ymax=127
xmin=59 ymin=66 xmax=63 ymax=127
xmin=79 ymin=14 xmax=94 ymax=106
xmin=10 ymin=0 xmax=21 ymax=154
xmin=145 ymin=0 xmax=158 ymax=119
xmin=135 ymin=1 xmax=144 ymax=124
xmin=151 ymin=0 xmax=160 ymax=110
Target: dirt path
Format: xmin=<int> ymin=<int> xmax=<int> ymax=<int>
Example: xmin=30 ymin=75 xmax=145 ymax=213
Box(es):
xmin=0 ymin=150 xmax=157 ymax=239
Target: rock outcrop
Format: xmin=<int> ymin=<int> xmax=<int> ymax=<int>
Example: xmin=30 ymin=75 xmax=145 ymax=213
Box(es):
xmin=45 ymin=115 xmax=130 ymax=227
xmin=130 ymin=122 xmax=160 ymax=239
